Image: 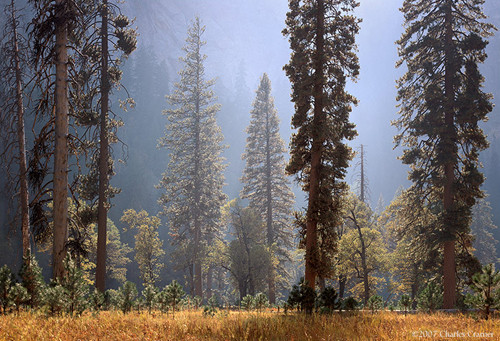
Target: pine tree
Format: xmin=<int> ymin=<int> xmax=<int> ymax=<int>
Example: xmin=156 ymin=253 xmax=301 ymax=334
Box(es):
xmin=158 ymin=17 xmax=226 ymax=299
xmin=470 ymin=196 xmax=498 ymax=265
xmin=282 ymin=0 xmax=360 ymax=290
xmin=0 ymin=0 xmax=31 ymax=262
xmin=241 ymin=73 xmax=295 ymax=304
xmin=94 ymin=0 xmax=136 ymax=293
xmin=395 ymin=0 xmax=495 ymax=308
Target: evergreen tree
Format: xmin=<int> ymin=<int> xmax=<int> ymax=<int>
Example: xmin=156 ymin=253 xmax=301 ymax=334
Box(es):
xmin=0 ymin=0 xmax=31 ymax=262
xmin=241 ymin=73 xmax=295 ymax=304
xmin=92 ymin=0 xmax=136 ymax=293
xmin=29 ymin=0 xmax=74 ymax=280
xmin=282 ymin=0 xmax=360 ymax=290
xmin=158 ymin=17 xmax=226 ymax=298
xmin=467 ymin=264 xmax=500 ymax=319
xmin=470 ymin=196 xmax=498 ymax=266
xmin=395 ymin=0 xmax=495 ymax=308
xmin=165 ymin=280 xmax=185 ymax=315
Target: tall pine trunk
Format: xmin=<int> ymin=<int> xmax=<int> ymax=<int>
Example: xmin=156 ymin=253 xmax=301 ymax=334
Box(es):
xmin=442 ymin=0 xmax=456 ymax=309
xmin=305 ymin=0 xmax=326 ymax=290
xmin=96 ymin=0 xmax=109 ymax=292
xmin=11 ymin=0 xmax=30 ymax=262
xmin=52 ymin=0 xmax=69 ymax=279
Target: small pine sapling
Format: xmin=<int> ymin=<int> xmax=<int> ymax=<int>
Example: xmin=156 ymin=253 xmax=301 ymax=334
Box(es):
xmin=467 ymin=264 xmax=500 ymax=320
xmin=399 ymin=294 xmax=411 ymax=316
xmin=141 ymin=284 xmax=158 ymax=314
xmin=0 ymin=265 xmax=14 ymax=314
xmin=367 ymin=295 xmax=383 ymax=314
xmin=417 ymin=282 xmax=442 ymax=313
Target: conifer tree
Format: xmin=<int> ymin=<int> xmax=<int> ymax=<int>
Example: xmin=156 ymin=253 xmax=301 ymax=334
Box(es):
xmin=470 ymin=196 xmax=498 ymax=266
xmin=29 ymin=0 xmax=74 ymax=279
xmin=0 ymin=0 xmax=31 ymax=262
xmin=158 ymin=17 xmax=226 ymax=299
xmin=282 ymin=0 xmax=360 ymax=290
xmin=241 ymin=73 xmax=295 ymax=304
xmin=395 ymin=0 xmax=495 ymax=308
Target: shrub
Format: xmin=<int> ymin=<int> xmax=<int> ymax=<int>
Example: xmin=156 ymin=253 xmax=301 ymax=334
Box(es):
xmin=287 ymin=278 xmax=316 ymax=314
xmin=90 ymin=289 xmax=105 ymax=312
xmin=203 ymin=296 xmax=218 ymax=317
xmin=156 ymin=288 xmax=169 ymax=313
xmin=241 ymin=295 xmax=254 ymax=310
xmin=60 ymin=255 xmax=88 ymax=315
xmin=466 ymin=264 xmax=500 ymax=320
xmin=165 ymin=280 xmax=185 ymax=315
xmin=254 ymin=293 xmax=268 ymax=312
xmin=141 ymin=284 xmax=158 ymax=313
xmin=417 ymin=281 xmax=442 ymax=313
xmin=318 ymin=286 xmax=340 ymax=314
xmin=117 ymin=281 xmax=138 ymax=314
xmin=8 ymin=283 xmax=30 ymax=313
xmin=342 ymin=297 xmax=359 ymax=311
xmin=367 ymin=295 xmax=383 ymax=314
xmin=44 ymin=282 xmax=68 ymax=316
xmin=0 ymin=265 xmax=14 ymax=314
xmin=399 ymin=294 xmax=411 ymax=315
xmin=19 ymin=254 xmax=45 ymax=309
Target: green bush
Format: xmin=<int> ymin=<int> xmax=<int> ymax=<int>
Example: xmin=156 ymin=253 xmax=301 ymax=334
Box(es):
xmin=165 ymin=280 xmax=185 ymax=315
xmin=241 ymin=294 xmax=254 ymax=310
xmin=141 ymin=284 xmax=158 ymax=313
xmin=318 ymin=286 xmax=340 ymax=313
xmin=203 ymin=296 xmax=218 ymax=317
xmin=44 ymin=282 xmax=68 ymax=316
xmin=342 ymin=297 xmax=359 ymax=311
xmin=8 ymin=283 xmax=30 ymax=313
xmin=466 ymin=264 xmax=500 ymax=320
xmin=19 ymin=255 xmax=45 ymax=309
xmin=0 ymin=265 xmax=14 ymax=314
xmin=417 ymin=281 xmax=442 ymax=313
xmin=254 ymin=293 xmax=268 ymax=312
xmin=367 ymin=295 xmax=383 ymax=313
xmin=117 ymin=281 xmax=138 ymax=314
xmin=399 ymin=294 xmax=411 ymax=315
xmin=60 ymin=255 xmax=88 ymax=315
xmin=287 ymin=278 xmax=316 ymax=314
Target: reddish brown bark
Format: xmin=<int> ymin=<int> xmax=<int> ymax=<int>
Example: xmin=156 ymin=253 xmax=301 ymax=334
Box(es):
xmin=52 ymin=0 xmax=69 ymax=279
xmin=304 ymin=0 xmax=326 ymax=291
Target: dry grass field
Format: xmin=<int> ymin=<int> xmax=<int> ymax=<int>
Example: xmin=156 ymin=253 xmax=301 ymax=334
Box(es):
xmin=0 ymin=310 xmax=498 ymax=340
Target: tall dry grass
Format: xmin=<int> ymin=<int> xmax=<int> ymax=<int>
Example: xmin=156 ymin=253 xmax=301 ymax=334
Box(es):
xmin=0 ymin=310 xmax=498 ymax=340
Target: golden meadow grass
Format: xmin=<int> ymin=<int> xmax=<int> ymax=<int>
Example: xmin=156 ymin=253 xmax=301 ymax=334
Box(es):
xmin=0 ymin=310 xmax=498 ymax=340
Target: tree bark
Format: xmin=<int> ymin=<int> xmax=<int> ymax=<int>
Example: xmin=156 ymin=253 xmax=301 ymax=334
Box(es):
xmin=11 ymin=0 xmax=30 ymax=262
xmin=206 ymin=265 xmax=213 ymax=299
xmin=52 ymin=0 xmax=69 ymax=279
xmin=96 ymin=0 xmax=109 ymax=293
xmin=442 ymin=0 xmax=456 ymax=309
xmin=305 ymin=0 xmax=326 ymax=291
xmin=339 ymin=274 xmax=346 ymax=299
